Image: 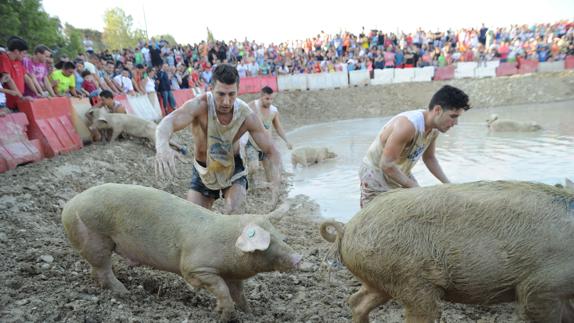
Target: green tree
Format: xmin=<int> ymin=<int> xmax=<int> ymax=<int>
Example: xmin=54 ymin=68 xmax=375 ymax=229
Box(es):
xmin=61 ymin=23 xmax=85 ymax=58
xmin=0 ymin=0 xmax=64 ymax=48
xmin=102 ymin=7 xmax=139 ymax=50
xmin=78 ymin=28 xmax=104 ymax=52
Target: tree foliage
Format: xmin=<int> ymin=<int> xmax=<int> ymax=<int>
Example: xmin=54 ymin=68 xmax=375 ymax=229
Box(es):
xmin=60 ymin=23 xmax=85 ymax=58
xmin=102 ymin=7 xmax=140 ymax=50
xmin=0 ymin=0 xmax=64 ymax=48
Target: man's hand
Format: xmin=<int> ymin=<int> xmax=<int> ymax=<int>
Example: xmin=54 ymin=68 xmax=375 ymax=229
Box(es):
xmin=154 ymin=147 xmax=184 ymax=179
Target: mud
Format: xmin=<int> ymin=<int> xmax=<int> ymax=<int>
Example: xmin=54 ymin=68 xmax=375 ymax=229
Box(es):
xmin=2 ymin=71 xmax=573 ymax=322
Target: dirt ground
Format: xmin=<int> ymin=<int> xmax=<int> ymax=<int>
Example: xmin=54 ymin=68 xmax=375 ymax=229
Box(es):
xmin=1 ymin=71 xmax=573 ymax=323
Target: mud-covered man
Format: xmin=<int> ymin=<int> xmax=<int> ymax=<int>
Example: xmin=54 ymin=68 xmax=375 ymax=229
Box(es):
xmin=360 ymin=85 xmax=470 ymax=207
xmin=155 ymin=64 xmax=282 ymax=214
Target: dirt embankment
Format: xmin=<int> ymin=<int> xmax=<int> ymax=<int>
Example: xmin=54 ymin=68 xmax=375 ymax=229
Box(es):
xmin=1 ymin=71 xmax=572 ymax=322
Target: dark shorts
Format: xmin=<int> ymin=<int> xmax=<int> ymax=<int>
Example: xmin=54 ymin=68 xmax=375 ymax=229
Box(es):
xmin=246 ymin=141 xmax=267 ymax=161
xmin=190 ymin=155 xmax=248 ymax=200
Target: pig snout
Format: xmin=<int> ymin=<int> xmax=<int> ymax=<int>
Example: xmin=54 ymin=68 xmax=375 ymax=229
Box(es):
xmin=291 ymin=254 xmax=303 ymax=269
xmin=278 ymin=253 xmax=302 ymax=272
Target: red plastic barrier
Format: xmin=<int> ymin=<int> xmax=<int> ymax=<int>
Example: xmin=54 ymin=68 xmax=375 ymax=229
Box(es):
xmin=257 ymin=76 xmax=279 ymax=93
xmin=566 ymin=56 xmax=574 ymax=69
xmin=518 ymin=60 xmax=539 ymax=74
xmin=17 ymin=97 xmax=83 ymax=158
xmin=115 ymin=94 xmax=135 ymax=114
xmin=172 ymin=89 xmax=195 ymax=108
xmin=496 ymin=62 xmax=518 ymax=76
xmin=238 ymin=76 xmax=278 ymax=95
xmin=0 ymin=113 xmax=43 ymax=173
xmin=433 ymin=66 xmax=455 ymax=80
xmin=239 ymin=77 xmax=262 ymax=95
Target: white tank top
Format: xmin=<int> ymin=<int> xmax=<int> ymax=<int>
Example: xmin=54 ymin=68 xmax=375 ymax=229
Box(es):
xmin=363 ymin=109 xmax=438 ymax=186
xmin=145 ymin=77 xmax=156 ymax=93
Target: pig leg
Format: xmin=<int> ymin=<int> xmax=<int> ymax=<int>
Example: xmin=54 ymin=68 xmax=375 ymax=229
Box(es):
xmin=517 ymin=269 xmax=574 ymax=323
xmin=348 ymin=284 xmax=391 ymax=323
xmin=561 ymin=300 xmax=574 ymax=323
xmin=226 ymin=279 xmax=250 ymax=313
xmin=68 ymin=216 xmax=128 ymax=294
xmin=183 ymin=271 xmax=235 ymax=321
xmin=402 ymin=287 xmax=442 ymax=323
xmin=109 ymin=128 xmax=122 ymax=142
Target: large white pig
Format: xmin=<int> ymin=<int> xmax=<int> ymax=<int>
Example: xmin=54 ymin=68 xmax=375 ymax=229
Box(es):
xmin=61 ymin=183 xmax=301 ymax=321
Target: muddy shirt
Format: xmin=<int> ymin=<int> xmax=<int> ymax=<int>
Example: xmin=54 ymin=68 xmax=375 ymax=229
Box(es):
xmin=193 ymin=92 xmax=252 ymax=190
xmin=248 ymin=99 xmax=278 ymax=151
xmin=362 ymin=109 xmax=438 ymax=189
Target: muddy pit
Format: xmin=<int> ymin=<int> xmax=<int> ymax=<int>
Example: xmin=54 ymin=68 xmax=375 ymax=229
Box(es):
xmin=1 ymin=71 xmax=573 ymax=322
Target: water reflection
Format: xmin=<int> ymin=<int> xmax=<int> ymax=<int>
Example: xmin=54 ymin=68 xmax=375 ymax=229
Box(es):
xmin=279 ymin=100 xmax=574 ymax=222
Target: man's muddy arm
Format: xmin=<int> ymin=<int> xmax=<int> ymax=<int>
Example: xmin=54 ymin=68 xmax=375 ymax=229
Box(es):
xmin=272 ymin=113 xmax=292 ymax=149
xmin=379 ymin=120 xmax=419 ymax=188
xmin=248 ymin=115 xmax=282 ymax=195
xmin=422 ymin=138 xmax=450 ymax=184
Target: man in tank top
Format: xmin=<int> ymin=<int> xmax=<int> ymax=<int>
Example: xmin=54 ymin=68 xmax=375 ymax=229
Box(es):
xmin=243 ymin=86 xmax=292 ymax=188
xmin=360 ymin=85 xmax=470 ymax=208
xmin=154 ymin=64 xmax=282 ymax=214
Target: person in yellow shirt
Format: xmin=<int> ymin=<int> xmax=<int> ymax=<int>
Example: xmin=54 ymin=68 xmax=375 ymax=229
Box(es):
xmin=51 ymin=61 xmax=81 ymax=97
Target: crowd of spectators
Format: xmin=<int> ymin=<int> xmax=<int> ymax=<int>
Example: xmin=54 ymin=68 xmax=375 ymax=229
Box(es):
xmin=1 ymin=21 xmax=573 ymax=115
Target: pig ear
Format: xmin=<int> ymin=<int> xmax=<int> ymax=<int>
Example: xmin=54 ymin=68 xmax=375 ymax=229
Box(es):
xmin=236 ymin=224 xmax=271 ymax=252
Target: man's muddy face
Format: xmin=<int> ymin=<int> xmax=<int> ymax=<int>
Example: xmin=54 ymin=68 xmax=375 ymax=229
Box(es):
xmin=260 ymin=93 xmax=273 ymax=108
xmin=213 ymin=81 xmax=238 ymax=114
xmin=433 ymin=106 xmax=464 ymax=133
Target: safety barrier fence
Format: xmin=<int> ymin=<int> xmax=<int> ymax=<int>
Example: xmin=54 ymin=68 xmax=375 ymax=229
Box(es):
xmin=1 ymin=56 xmax=573 ymax=173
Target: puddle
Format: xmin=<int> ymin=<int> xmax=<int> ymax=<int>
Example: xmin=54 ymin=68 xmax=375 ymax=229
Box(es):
xmin=279 ymin=100 xmax=574 ymax=222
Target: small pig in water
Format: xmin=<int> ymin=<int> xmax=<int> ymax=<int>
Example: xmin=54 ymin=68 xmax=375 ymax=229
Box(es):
xmin=86 ymin=108 xmax=187 ymax=154
xmin=291 ymin=147 xmax=337 ymax=168
xmin=321 ymin=181 xmax=574 ymax=323
xmin=486 ymin=113 xmax=542 ymax=132
xmin=61 ymin=183 xmax=301 ymax=321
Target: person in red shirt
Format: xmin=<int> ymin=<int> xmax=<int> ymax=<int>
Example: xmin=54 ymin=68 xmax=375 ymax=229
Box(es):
xmin=0 ymin=36 xmax=28 ymax=111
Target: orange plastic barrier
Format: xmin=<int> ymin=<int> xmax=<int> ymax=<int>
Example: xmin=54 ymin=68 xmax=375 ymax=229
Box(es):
xmin=566 ymin=56 xmax=574 ymax=69
xmin=0 ymin=113 xmax=43 ymax=173
xmin=172 ymin=89 xmax=195 ymax=108
xmin=518 ymin=60 xmax=539 ymax=74
xmin=433 ymin=66 xmax=455 ymax=80
xmin=17 ymin=97 xmax=83 ymax=158
xmin=496 ymin=62 xmax=518 ymax=76
xmin=238 ymin=76 xmax=278 ymax=95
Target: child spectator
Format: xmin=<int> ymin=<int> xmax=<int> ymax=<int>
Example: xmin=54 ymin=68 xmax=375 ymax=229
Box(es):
xmin=81 ymin=71 xmax=101 ymax=105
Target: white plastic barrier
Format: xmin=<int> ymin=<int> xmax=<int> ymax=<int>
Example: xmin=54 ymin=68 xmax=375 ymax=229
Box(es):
xmin=413 ymin=66 xmax=435 ymax=82
xmin=128 ymin=95 xmax=162 ymax=121
xmin=349 ymin=70 xmax=370 ymax=86
xmin=474 ymin=66 xmax=497 ymax=78
xmin=392 ymin=68 xmax=415 ymax=83
xmin=454 ymin=62 xmax=478 ymax=79
xmin=538 ymin=61 xmax=565 ymax=73
xmin=307 ymin=72 xmax=348 ymax=90
xmin=485 ymin=60 xmax=500 ymax=68
xmin=278 ymin=74 xmax=307 ymax=91
xmin=371 ymin=69 xmax=394 ymax=85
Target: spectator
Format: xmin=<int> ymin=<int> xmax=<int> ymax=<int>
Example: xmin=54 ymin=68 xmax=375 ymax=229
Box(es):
xmin=81 ymin=70 xmax=101 ymax=105
xmin=0 ymin=36 xmax=28 ymax=111
xmin=51 ymin=61 xmax=81 ymax=97
xmin=23 ymin=44 xmax=54 ymax=97
xmin=113 ymin=68 xmax=136 ymax=95
xmin=74 ymin=60 xmax=86 ymax=94
xmin=157 ymin=63 xmax=176 ymax=113
xmin=0 ymin=73 xmax=21 ymax=116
